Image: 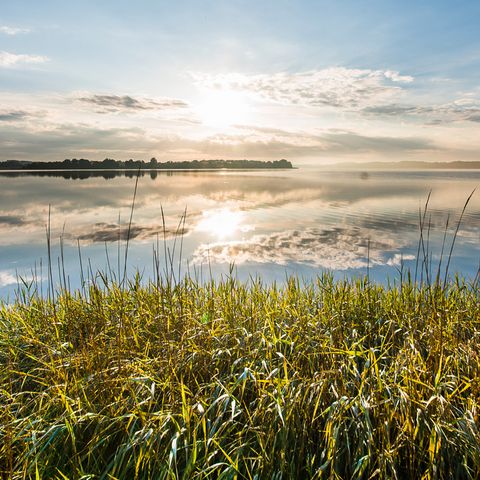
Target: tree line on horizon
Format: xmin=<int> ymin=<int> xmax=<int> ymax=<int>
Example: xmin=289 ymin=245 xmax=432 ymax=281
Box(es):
xmin=0 ymin=158 xmax=293 ymax=170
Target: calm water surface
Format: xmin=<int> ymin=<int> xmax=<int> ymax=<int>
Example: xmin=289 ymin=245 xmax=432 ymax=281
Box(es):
xmin=1 ymin=168 xmax=479 ymax=298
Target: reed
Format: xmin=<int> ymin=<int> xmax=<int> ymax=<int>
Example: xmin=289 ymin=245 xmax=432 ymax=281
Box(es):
xmin=1 ymin=272 xmax=479 ymax=479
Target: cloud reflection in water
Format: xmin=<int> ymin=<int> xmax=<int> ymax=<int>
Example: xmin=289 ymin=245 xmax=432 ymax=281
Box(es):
xmin=193 ymin=226 xmax=415 ymax=270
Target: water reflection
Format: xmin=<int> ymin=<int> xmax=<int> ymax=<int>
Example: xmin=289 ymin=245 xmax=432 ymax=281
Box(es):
xmin=192 ymin=226 xmax=412 ymax=270
xmin=0 ymin=170 xmax=176 ymax=180
xmin=0 ymin=168 xmax=479 ymax=296
xmin=196 ymin=209 xmax=249 ymax=239
xmin=74 ymin=222 xmax=189 ymax=243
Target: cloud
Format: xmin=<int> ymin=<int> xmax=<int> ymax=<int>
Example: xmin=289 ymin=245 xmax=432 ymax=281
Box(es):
xmin=193 ymin=67 xmax=414 ymax=109
xmin=0 ymin=123 xmax=158 ymax=159
xmin=193 ymin=68 xmax=479 ymax=129
xmin=386 ymin=253 xmax=415 ymax=267
xmin=363 ymin=98 xmax=480 ymax=124
xmin=197 ymin=130 xmax=434 ymax=159
xmin=384 ymin=70 xmax=414 ymax=83
xmin=228 ymin=126 xmax=434 ymax=155
xmin=362 ymin=104 xmax=428 ymax=116
xmin=192 ymin=227 xmax=411 ymax=270
xmin=319 ymin=130 xmax=433 ymax=153
xmin=0 ymin=271 xmax=17 ymax=287
xmin=0 ymin=51 xmax=48 ymax=68
xmin=233 ymin=124 xmax=304 ymax=138
xmin=0 ymin=110 xmax=31 ymax=122
xmin=0 ymin=26 xmax=30 ymax=35
xmin=76 ymin=94 xmax=189 ymax=113
xmin=0 ymin=215 xmax=25 ymax=226
xmin=0 ymin=121 xmax=438 ymax=162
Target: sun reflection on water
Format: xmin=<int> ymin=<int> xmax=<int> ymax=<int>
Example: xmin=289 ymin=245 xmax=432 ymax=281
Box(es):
xmin=196 ymin=208 xmax=247 ymax=239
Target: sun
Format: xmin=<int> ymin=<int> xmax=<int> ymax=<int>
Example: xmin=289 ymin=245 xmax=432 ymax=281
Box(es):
xmin=195 ymin=90 xmax=251 ymax=129
xmin=196 ymin=208 xmax=245 ymax=239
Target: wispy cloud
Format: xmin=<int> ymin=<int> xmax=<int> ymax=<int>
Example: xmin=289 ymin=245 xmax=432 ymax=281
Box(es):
xmin=0 ymin=51 xmax=48 ymax=68
xmin=0 ymin=26 xmax=30 ymax=35
xmin=0 ymin=110 xmax=31 ymax=122
xmin=363 ymin=98 xmax=480 ymax=124
xmin=194 ymin=67 xmax=414 ymax=109
xmin=76 ymin=94 xmax=189 ymax=113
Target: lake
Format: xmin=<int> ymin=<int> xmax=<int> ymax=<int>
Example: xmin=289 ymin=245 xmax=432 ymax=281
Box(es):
xmin=1 ymin=167 xmax=479 ymax=298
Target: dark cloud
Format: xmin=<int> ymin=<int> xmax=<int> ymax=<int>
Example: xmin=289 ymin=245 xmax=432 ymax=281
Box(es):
xmin=362 ymin=104 xmax=431 ymax=116
xmin=0 ymin=215 xmax=25 ymax=226
xmin=77 ymin=94 xmax=188 ymax=113
xmin=0 ymin=110 xmax=31 ymax=122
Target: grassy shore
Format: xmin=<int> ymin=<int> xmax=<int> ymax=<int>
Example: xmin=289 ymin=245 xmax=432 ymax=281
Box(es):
xmin=1 ymin=274 xmax=479 ymax=479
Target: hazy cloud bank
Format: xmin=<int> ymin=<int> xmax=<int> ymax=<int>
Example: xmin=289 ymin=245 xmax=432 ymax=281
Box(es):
xmin=0 ymin=121 xmax=437 ymax=161
xmin=363 ymin=98 xmax=480 ymax=124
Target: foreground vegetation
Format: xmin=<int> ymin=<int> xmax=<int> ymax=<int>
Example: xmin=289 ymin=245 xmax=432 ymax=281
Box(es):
xmin=1 ymin=275 xmax=479 ymax=479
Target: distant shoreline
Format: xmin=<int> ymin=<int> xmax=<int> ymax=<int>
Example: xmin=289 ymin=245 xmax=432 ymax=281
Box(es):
xmin=328 ymin=160 xmax=480 ymax=170
xmin=0 ymin=158 xmax=293 ymax=171
xmin=0 ymin=168 xmax=295 ymax=180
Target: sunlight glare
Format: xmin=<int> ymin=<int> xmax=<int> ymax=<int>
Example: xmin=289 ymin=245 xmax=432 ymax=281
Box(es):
xmin=195 ymin=90 xmax=251 ymax=129
xmin=196 ymin=208 xmax=245 ymax=239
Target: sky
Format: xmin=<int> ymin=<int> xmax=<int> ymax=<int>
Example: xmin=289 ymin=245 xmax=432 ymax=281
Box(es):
xmin=1 ymin=0 xmax=479 ymax=165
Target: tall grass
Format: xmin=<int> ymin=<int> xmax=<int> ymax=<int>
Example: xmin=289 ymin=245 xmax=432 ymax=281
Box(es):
xmin=1 ymin=273 xmax=479 ymax=479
